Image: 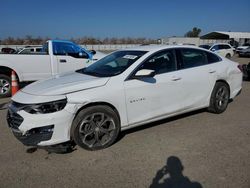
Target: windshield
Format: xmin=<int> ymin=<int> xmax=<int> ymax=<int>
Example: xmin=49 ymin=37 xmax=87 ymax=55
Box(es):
xmin=199 ymin=45 xmax=212 ymax=50
xmin=77 ymin=50 xmax=147 ymax=77
xmin=243 ymin=43 xmax=250 ymax=46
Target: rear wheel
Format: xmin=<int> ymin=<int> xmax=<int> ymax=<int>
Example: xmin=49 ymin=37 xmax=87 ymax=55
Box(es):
xmin=225 ymin=53 xmax=231 ymax=59
xmin=71 ymin=105 xmax=120 ymax=150
xmin=0 ymin=74 xmax=11 ymax=98
xmin=208 ymin=82 xmax=230 ymax=114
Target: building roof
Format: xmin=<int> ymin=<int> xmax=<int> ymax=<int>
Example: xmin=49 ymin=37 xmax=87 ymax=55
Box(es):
xmin=201 ymin=31 xmax=250 ymax=39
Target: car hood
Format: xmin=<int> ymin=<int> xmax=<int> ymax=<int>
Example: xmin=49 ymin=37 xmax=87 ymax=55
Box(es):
xmin=21 ymin=72 xmax=110 ymax=96
xmin=241 ymin=48 xmax=250 ymax=52
xmin=237 ymin=46 xmax=249 ymax=50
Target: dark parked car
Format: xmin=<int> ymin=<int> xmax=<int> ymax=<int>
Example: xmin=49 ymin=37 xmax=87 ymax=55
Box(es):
xmin=242 ymin=63 xmax=250 ymax=80
xmin=1 ymin=47 xmax=16 ymax=54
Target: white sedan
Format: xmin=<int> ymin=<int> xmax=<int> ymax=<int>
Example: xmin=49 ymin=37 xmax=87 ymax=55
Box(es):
xmin=7 ymin=45 xmax=242 ymax=150
xmin=199 ymin=43 xmax=234 ymax=58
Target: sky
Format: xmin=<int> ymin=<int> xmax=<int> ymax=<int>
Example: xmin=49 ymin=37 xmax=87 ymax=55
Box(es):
xmin=0 ymin=0 xmax=250 ymax=39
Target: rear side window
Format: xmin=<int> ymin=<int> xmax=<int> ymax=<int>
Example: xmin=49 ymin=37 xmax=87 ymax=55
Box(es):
xmin=180 ymin=49 xmax=207 ymax=69
xmin=225 ymin=45 xmax=231 ymax=49
xmin=36 ymin=48 xmax=42 ymax=52
xmin=219 ymin=45 xmax=231 ymax=50
xmin=19 ymin=49 xmax=32 ymax=54
xmin=42 ymin=43 xmax=49 ymax=54
xmin=205 ymin=52 xmax=221 ymax=64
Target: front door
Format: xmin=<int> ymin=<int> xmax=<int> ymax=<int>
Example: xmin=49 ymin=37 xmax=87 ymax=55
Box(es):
xmin=56 ymin=54 xmax=91 ymax=73
xmin=53 ymin=41 xmax=92 ymax=74
xmin=124 ymin=49 xmax=184 ymax=125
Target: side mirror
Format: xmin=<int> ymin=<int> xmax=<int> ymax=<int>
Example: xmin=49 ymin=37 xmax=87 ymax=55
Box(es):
xmin=89 ymin=50 xmax=96 ymax=55
xmin=78 ymin=52 xmax=89 ymax=59
xmin=211 ymin=48 xmax=216 ymax=52
xmin=134 ymin=69 xmax=155 ymax=78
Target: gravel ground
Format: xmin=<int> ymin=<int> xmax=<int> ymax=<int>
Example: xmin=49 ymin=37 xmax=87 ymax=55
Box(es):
xmin=0 ymin=56 xmax=249 ymax=188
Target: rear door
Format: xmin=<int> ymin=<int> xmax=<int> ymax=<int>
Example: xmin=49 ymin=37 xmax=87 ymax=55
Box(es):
xmin=175 ymin=48 xmax=217 ymax=109
xmin=213 ymin=44 xmax=231 ymax=57
xmin=218 ymin=45 xmax=228 ymax=57
xmin=222 ymin=44 xmax=233 ymax=57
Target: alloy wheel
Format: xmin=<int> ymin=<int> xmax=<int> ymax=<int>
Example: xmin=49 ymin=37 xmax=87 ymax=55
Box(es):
xmin=215 ymin=86 xmax=229 ymax=111
xmin=0 ymin=79 xmax=10 ymax=95
xmin=78 ymin=112 xmax=116 ymax=148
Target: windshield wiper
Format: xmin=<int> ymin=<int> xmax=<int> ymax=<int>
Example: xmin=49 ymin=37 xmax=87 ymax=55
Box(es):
xmin=76 ymin=69 xmax=110 ymax=77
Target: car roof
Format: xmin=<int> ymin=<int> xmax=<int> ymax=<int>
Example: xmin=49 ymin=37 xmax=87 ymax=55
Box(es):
xmin=22 ymin=46 xmax=42 ymax=49
xmin=50 ymin=39 xmax=76 ymax=44
xmin=118 ymin=44 xmax=203 ymax=53
xmin=202 ymin=43 xmax=231 ymax=46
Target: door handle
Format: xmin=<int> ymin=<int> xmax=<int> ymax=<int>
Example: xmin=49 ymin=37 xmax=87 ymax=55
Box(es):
xmin=60 ymin=59 xmax=67 ymax=63
xmin=171 ymin=77 xmax=182 ymax=81
xmin=209 ymin=70 xmax=216 ymax=73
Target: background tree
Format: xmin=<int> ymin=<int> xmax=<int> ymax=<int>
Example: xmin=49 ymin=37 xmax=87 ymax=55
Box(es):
xmin=184 ymin=27 xmax=202 ymax=37
xmin=0 ymin=36 xmax=158 ymax=45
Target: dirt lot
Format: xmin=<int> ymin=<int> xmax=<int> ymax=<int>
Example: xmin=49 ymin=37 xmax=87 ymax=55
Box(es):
xmin=0 ymin=56 xmax=249 ymax=188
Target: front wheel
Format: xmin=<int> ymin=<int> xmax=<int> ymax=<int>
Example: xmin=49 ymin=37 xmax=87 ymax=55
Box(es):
xmin=208 ymin=82 xmax=230 ymax=114
xmin=0 ymin=74 xmax=11 ymax=98
xmin=71 ymin=105 xmax=120 ymax=150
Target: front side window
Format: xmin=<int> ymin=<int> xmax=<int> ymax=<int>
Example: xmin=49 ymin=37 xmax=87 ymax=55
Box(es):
xmin=138 ymin=50 xmax=176 ymax=74
xmin=53 ymin=42 xmax=89 ymax=58
xmin=78 ymin=50 xmax=147 ymax=77
xmin=211 ymin=45 xmax=219 ymax=51
xmin=53 ymin=42 xmax=79 ymax=55
xmin=180 ymin=49 xmax=207 ymax=69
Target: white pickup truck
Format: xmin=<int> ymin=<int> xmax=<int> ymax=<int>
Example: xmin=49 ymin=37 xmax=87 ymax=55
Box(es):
xmin=0 ymin=40 xmax=105 ymax=98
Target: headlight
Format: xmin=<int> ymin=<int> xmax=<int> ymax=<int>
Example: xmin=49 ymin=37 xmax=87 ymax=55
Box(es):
xmin=23 ymin=99 xmax=67 ymax=114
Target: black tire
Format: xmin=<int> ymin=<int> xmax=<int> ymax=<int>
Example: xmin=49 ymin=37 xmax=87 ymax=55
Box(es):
xmin=71 ymin=105 xmax=120 ymax=151
xmin=0 ymin=74 xmax=11 ymax=98
xmin=225 ymin=53 xmax=231 ymax=59
xmin=208 ymin=82 xmax=230 ymax=114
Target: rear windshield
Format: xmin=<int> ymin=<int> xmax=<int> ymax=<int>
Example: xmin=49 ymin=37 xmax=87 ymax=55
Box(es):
xmin=199 ymin=45 xmax=211 ymax=50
